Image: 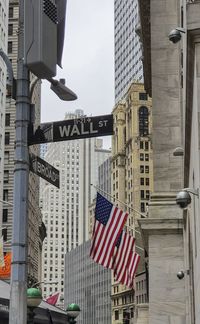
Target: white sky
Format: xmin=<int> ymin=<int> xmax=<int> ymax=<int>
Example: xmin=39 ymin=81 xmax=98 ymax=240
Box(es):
xmin=41 ymin=0 xmax=114 ymax=148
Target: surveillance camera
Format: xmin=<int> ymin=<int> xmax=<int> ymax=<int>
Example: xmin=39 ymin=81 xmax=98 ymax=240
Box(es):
xmin=177 ymin=270 xmax=184 ymax=280
xmin=176 ymin=190 xmax=191 ymax=209
xmin=168 ymin=29 xmax=182 ymax=43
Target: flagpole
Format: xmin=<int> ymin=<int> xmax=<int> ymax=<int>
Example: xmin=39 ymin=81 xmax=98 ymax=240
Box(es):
xmin=0 ymin=199 xmax=14 ymax=207
xmin=90 ymin=184 xmax=147 ymax=218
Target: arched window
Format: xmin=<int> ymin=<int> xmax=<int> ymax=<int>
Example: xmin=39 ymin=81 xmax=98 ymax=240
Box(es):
xmin=139 ymin=106 xmax=149 ymax=136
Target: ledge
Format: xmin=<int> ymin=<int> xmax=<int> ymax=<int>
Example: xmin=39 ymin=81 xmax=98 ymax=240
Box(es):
xmin=138 ymin=218 xmax=184 ymax=250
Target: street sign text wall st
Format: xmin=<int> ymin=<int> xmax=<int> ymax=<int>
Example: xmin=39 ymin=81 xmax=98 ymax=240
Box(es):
xmin=28 ymin=114 xmax=113 ymax=145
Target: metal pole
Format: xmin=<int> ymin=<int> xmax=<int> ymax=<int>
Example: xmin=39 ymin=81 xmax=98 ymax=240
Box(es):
xmin=9 ymin=0 xmax=30 ymax=323
xmin=91 ymin=184 xmax=147 ymax=218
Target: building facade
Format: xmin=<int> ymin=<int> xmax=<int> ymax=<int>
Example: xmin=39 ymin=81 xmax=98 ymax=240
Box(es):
xmin=137 ymin=0 xmax=193 ymax=323
xmin=2 ymin=0 xmax=43 ymax=284
xmin=0 ymin=0 xmax=8 ymax=233
xmin=40 ymin=110 xmax=111 ymax=304
xmin=114 ymin=0 xmax=143 ymax=103
xmin=65 ymin=240 xmax=112 ymax=324
xmin=111 ymin=82 xmax=153 ymax=323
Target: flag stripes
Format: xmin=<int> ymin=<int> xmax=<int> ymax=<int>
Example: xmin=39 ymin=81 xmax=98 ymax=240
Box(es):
xmin=90 ymin=204 xmax=128 ymax=268
xmin=112 ymin=231 xmax=135 ymax=276
xmin=90 ymin=193 xmax=140 ymax=289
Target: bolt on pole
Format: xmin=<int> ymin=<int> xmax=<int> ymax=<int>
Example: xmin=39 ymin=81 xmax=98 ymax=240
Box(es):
xmin=9 ymin=0 xmax=30 ymax=323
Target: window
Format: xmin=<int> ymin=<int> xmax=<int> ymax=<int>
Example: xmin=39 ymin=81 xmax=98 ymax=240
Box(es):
xmin=140 ymin=178 xmax=144 ymax=185
xmin=141 ymin=190 xmax=145 ymax=199
xmin=139 ymin=92 xmax=148 ymax=101
xmin=114 ymin=310 xmax=119 ymax=320
xmin=140 ymin=141 xmax=144 ymax=149
xmin=5 ymin=114 xmax=10 ymax=126
xmin=145 ymin=141 xmax=149 ymax=150
xmin=3 ymin=209 xmax=8 ymax=222
xmin=140 ymin=165 xmax=144 ymax=173
xmin=145 ymin=154 xmax=149 ymax=161
xmin=146 ymin=178 xmax=149 ymax=186
xmin=3 ymin=190 xmax=8 ymax=201
xmin=8 ymin=24 xmax=13 ymax=36
xmin=145 ymin=166 xmax=149 ymax=173
xmin=8 ymin=42 xmax=13 ymax=54
xmin=139 ymin=106 xmax=149 ymax=136
xmin=5 ymin=132 xmax=10 ymax=145
xmin=140 ymin=153 xmax=144 ymax=161
xmin=141 ymin=202 xmax=145 ymax=213
xmin=9 ymin=7 xmax=13 ymax=18
xmin=4 ymin=171 xmax=9 ymax=183
xmin=2 ymin=228 xmax=7 ymax=241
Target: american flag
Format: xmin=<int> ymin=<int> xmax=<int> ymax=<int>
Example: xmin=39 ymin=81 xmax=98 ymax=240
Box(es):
xmin=112 ymin=230 xmax=140 ymax=288
xmin=90 ymin=193 xmax=128 ymax=268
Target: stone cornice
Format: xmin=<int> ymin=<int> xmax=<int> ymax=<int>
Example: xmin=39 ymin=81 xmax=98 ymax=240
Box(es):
xmin=138 ymin=218 xmax=184 ymax=250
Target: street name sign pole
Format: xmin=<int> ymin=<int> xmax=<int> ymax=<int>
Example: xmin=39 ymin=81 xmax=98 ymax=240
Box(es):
xmin=9 ymin=0 xmax=29 ymax=323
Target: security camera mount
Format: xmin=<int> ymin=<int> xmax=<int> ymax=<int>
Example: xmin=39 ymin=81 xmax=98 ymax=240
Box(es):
xmin=168 ymin=27 xmax=186 ymax=44
xmin=183 ymin=188 xmax=199 ymax=198
xmin=175 ymin=27 xmax=186 ymax=34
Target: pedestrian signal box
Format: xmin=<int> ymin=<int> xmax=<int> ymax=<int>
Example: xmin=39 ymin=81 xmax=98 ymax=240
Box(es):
xmin=24 ymin=0 xmax=66 ymax=79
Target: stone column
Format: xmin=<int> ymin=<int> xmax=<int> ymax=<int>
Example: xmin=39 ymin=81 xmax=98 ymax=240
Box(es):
xmin=135 ymin=304 xmax=149 ymax=324
xmin=138 ymin=0 xmax=187 ymax=323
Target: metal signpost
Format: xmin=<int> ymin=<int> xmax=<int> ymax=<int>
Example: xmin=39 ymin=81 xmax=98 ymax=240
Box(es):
xmin=29 ymin=154 xmax=60 ymax=188
xmin=8 ymin=1 xmax=113 ymax=323
xmin=28 ymin=114 xmax=114 ymax=145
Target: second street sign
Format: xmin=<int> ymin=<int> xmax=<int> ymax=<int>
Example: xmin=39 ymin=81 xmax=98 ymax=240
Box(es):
xmin=29 ymin=153 xmax=60 ymax=188
xmin=28 ymin=114 xmax=113 ymax=145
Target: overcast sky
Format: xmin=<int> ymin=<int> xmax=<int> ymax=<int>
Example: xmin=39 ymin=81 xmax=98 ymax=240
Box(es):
xmin=41 ymin=0 xmax=114 ymax=147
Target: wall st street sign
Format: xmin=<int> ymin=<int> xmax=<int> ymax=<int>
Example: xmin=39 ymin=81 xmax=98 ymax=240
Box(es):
xmin=28 ymin=114 xmax=113 ymax=145
xmin=29 ymin=153 xmax=60 ymax=188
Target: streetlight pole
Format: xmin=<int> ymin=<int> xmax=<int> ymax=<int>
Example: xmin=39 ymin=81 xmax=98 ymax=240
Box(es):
xmin=8 ymin=2 xmax=77 ymax=323
xmin=9 ymin=0 xmax=30 ymax=323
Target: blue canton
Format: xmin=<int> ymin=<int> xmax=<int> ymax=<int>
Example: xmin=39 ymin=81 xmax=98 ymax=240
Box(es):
xmin=95 ymin=192 xmax=113 ymax=225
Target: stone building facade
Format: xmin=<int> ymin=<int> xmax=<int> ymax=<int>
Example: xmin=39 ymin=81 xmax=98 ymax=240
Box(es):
xmin=111 ymin=82 xmax=153 ymax=323
xmin=136 ymin=0 xmax=200 ymax=323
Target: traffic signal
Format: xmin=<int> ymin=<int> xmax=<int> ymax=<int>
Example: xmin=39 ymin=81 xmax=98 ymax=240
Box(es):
xmin=24 ymin=0 xmax=67 ymax=79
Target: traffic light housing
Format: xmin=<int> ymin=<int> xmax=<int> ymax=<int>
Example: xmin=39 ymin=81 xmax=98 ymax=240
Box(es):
xmin=24 ymin=0 xmax=67 ymax=79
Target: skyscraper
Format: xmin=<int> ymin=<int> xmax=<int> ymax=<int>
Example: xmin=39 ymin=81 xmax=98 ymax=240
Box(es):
xmin=40 ymin=110 xmax=111 ymax=303
xmin=114 ymin=0 xmax=143 ymax=103
xmin=65 ymin=240 xmax=112 ymax=324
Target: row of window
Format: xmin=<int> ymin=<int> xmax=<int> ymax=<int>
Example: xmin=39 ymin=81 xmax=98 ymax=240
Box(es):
xmin=141 ymin=177 xmax=150 ymax=186
xmin=136 ymin=294 xmax=148 ymax=304
xmin=136 ymin=279 xmax=146 ymax=291
xmin=140 ymin=165 xmax=149 ymax=173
